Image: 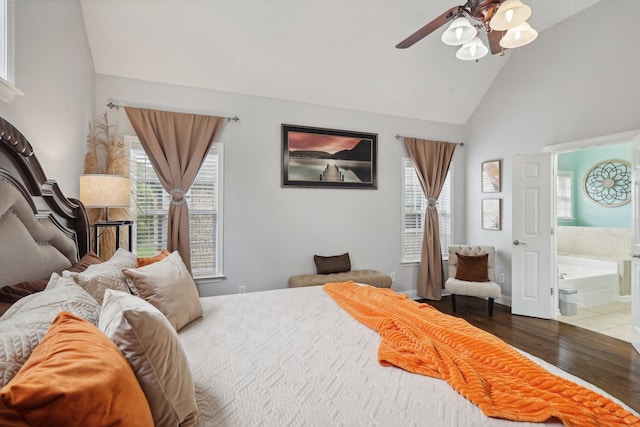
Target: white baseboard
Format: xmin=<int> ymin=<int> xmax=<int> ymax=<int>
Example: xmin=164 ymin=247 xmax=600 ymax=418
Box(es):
xmin=397 ymin=289 xmax=512 ymax=307
xmin=399 ymin=289 xmax=419 ymax=300
xmin=399 ymin=289 xmax=449 ymax=301
xmin=498 ymin=295 xmax=512 ymax=307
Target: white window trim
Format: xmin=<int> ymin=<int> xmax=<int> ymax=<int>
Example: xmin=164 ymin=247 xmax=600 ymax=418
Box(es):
xmin=207 ymin=142 xmax=224 ymax=281
xmin=0 ymin=0 xmax=22 ymax=103
xmin=125 ymin=135 xmax=224 ymax=280
xmin=0 ymin=77 xmax=23 ymax=103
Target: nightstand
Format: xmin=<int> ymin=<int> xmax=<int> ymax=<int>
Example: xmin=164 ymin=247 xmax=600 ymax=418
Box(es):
xmin=91 ymin=220 xmax=134 ymax=254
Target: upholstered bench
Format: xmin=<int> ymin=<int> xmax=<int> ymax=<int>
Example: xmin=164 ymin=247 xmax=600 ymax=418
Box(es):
xmin=288 ymin=269 xmax=392 ymax=288
xmin=289 ymin=252 xmax=392 ymax=289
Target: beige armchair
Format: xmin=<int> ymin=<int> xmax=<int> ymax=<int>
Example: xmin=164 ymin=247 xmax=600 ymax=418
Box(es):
xmin=444 ymin=245 xmax=501 ymax=316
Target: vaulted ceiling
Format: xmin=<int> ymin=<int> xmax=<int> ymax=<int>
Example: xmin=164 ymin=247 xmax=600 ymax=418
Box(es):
xmin=81 ymin=0 xmax=601 ymax=125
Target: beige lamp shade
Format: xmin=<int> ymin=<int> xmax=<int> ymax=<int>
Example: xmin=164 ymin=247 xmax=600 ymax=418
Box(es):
xmin=489 ymin=0 xmax=532 ymax=31
xmin=499 ymin=22 xmax=538 ymax=49
xmin=79 ymin=174 xmax=130 ymax=208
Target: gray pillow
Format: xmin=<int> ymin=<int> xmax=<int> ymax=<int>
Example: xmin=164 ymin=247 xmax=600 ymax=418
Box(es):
xmin=99 ymin=289 xmax=198 ymax=427
xmin=0 ymin=275 xmax=100 ymax=387
xmin=122 ymin=251 xmax=202 ymax=331
xmin=63 ymin=248 xmax=136 ymax=305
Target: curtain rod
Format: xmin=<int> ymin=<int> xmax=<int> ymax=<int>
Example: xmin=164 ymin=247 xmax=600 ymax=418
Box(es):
xmin=106 ymin=101 xmax=240 ymax=122
xmin=395 ymin=134 xmax=464 ymax=146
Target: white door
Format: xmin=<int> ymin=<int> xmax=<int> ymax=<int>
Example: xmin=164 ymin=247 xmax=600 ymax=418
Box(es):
xmin=632 ymin=140 xmax=640 ymax=353
xmin=512 ymin=153 xmax=553 ymax=318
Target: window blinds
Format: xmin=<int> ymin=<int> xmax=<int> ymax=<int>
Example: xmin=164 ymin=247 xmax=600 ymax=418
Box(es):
xmin=402 ymin=158 xmax=452 ymax=262
xmin=129 ymin=140 xmax=222 ymax=277
xmin=556 ymin=172 xmax=573 ymax=219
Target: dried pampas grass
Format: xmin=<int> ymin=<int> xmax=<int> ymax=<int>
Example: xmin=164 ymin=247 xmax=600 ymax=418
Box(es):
xmin=83 ymin=112 xmax=132 ymax=260
xmin=83 ymin=120 xmax=100 ymax=175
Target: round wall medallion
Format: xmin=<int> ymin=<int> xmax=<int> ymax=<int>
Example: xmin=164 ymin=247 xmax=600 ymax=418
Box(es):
xmin=583 ymin=159 xmax=631 ymax=207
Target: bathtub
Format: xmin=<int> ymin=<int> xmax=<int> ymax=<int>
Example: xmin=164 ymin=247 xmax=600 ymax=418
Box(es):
xmin=557 ymin=255 xmax=619 ymax=308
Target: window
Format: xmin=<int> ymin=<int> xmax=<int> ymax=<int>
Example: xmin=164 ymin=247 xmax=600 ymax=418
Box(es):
xmin=402 ymin=158 xmax=452 ymax=262
xmin=557 ymin=171 xmax=573 ymax=219
xmin=128 ymin=136 xmax=223 ymax=278
xmin=0 ymin=1 xmax=6 ymax=79
xmin=0 ymin=0 xmax=21 ymax=103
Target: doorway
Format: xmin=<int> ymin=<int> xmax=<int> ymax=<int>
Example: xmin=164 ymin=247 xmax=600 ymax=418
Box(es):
xmin=553 ymin=143 xmax=632 ymax=341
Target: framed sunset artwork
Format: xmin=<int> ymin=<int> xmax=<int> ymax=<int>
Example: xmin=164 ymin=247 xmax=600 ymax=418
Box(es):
xmin=281 ymin=124 xmax=377 ymax=189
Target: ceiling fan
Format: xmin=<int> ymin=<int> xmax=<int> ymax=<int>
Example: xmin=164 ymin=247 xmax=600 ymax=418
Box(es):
xmin=396 ymin=0 xmax=537 ymax=61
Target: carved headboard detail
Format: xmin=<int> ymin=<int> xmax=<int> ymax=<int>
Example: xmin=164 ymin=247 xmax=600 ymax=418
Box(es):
xmin=0 ymin=117 xmax=90 ymax=267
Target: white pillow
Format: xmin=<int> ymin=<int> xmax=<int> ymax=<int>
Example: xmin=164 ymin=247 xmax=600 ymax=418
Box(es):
xmin=0 ymin=275 xmax=100 ymax=387
xmin=122 ymin=251 xmax=202 ymax=331
xmin=63 ymin=248 xmax=136 ymax=305
xmin=99 ymin=289 xmax=198 ymax=427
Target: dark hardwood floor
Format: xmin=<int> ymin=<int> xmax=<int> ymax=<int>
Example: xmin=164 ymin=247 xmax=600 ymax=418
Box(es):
xmin=419 ymin=295 xmax=640 ymax=412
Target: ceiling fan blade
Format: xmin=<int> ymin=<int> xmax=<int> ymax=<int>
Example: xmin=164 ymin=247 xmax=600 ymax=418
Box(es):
xmin=396 ymin=6 xmax=461 ymax=49
xmin=487 ymin=29 xmax=504 ymax=55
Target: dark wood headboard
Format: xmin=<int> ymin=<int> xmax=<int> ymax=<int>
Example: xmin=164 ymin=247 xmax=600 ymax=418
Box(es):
xmin=0 ymin=117 xmax=89 ymax=259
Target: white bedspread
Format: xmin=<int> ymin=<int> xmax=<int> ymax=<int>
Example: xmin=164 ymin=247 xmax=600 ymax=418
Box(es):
xmin=178 ymin=285 xmax=635 ymax=427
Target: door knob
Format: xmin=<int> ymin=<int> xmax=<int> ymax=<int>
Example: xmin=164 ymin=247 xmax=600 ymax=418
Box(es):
xmin=513 ymin=240 xmax=527 ymax=246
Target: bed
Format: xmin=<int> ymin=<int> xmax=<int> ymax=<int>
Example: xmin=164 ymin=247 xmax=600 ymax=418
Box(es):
xmin=0 ymin=117 xmax=638 ymax=427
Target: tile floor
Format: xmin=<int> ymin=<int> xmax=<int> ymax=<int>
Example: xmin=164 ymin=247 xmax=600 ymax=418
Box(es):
xmin=557 ymin=301 xmax=632 ymax=342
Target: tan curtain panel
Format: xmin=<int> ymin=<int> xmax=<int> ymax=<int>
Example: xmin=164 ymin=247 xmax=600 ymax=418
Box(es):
xmin=125 ymin=107 xmax=224 ymax=272
xmin=404 ymin=137 xmax=457 ymax=300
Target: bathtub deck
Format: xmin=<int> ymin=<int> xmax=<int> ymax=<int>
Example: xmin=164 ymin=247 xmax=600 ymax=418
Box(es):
xmin=558 ymin=255 xmax=620 ymax=308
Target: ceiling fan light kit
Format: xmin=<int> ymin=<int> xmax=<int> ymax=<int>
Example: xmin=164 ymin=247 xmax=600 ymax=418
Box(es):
xmin=441 ymin=17 xmax=477 ymax=45
xmin=499 ymin=22 xmax=538 ymax=48
xmin=489 ymin=0 xmax=532 ymax=31
xmin=396 ymin=0 xmax=537 ymax=61
xmin=456 ymin=36 xmax=489 ymax=61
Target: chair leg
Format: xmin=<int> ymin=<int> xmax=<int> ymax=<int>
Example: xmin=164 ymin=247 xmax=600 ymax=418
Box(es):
xmin=451 ymin=294 xmax=457 ymax=312
xmin=488 ymin=298 xmax=495 ymax=317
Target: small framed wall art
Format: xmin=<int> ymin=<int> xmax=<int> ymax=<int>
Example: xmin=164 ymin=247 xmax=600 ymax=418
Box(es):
xmin=481 ymin=159 xmax=501 ymax=193
xmin=281 ymin=124 xmax=377 ymax=189
xmin=482 ymin=198 xmax=502 ymax=230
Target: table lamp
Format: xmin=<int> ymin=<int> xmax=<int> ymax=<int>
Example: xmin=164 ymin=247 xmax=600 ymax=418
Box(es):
xmin=79 ymin=174 xmax=130 ymax=222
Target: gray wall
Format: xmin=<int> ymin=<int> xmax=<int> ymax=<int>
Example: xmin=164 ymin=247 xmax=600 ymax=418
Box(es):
xmin=0 ymin=0 xmax=94 ymax=195
xmin=464 ymin=0 xmax=640 ymax=300
xmin=5 ymin=1 xmax=634 ymax=301
xmin=94 ymin=74 xmax=465 ymax=296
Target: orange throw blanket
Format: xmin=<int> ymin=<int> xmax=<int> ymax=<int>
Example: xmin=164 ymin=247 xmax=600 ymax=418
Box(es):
xmin=324 ymin=281 xmax=640 ymax=427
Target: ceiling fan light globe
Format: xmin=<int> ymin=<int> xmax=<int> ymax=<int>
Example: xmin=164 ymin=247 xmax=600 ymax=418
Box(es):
xmin=505 ymin=9 xmax=514 ymax=23
xmin=499 ymin=22 xmax=538 ymax=48
xmin=456 ymin=37 xmax=489 ymax=61
xmin=441 ymin=17 xmax=477 ymax=46
xmin=490 ymin=0 xmax=532 ymax=31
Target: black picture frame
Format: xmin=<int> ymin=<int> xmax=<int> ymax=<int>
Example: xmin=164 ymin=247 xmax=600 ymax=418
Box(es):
xmin=282 ymin=124 xmax=377 ymax=189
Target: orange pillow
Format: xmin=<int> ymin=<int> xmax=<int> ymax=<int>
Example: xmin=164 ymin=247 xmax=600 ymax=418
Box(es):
xmin=0 ymin=311 xmax=154 ymax=427
xmin=137 ymin=249 xmax=171 ymax=267
xmin=454 ymin=253 xmax=490 ymax=282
